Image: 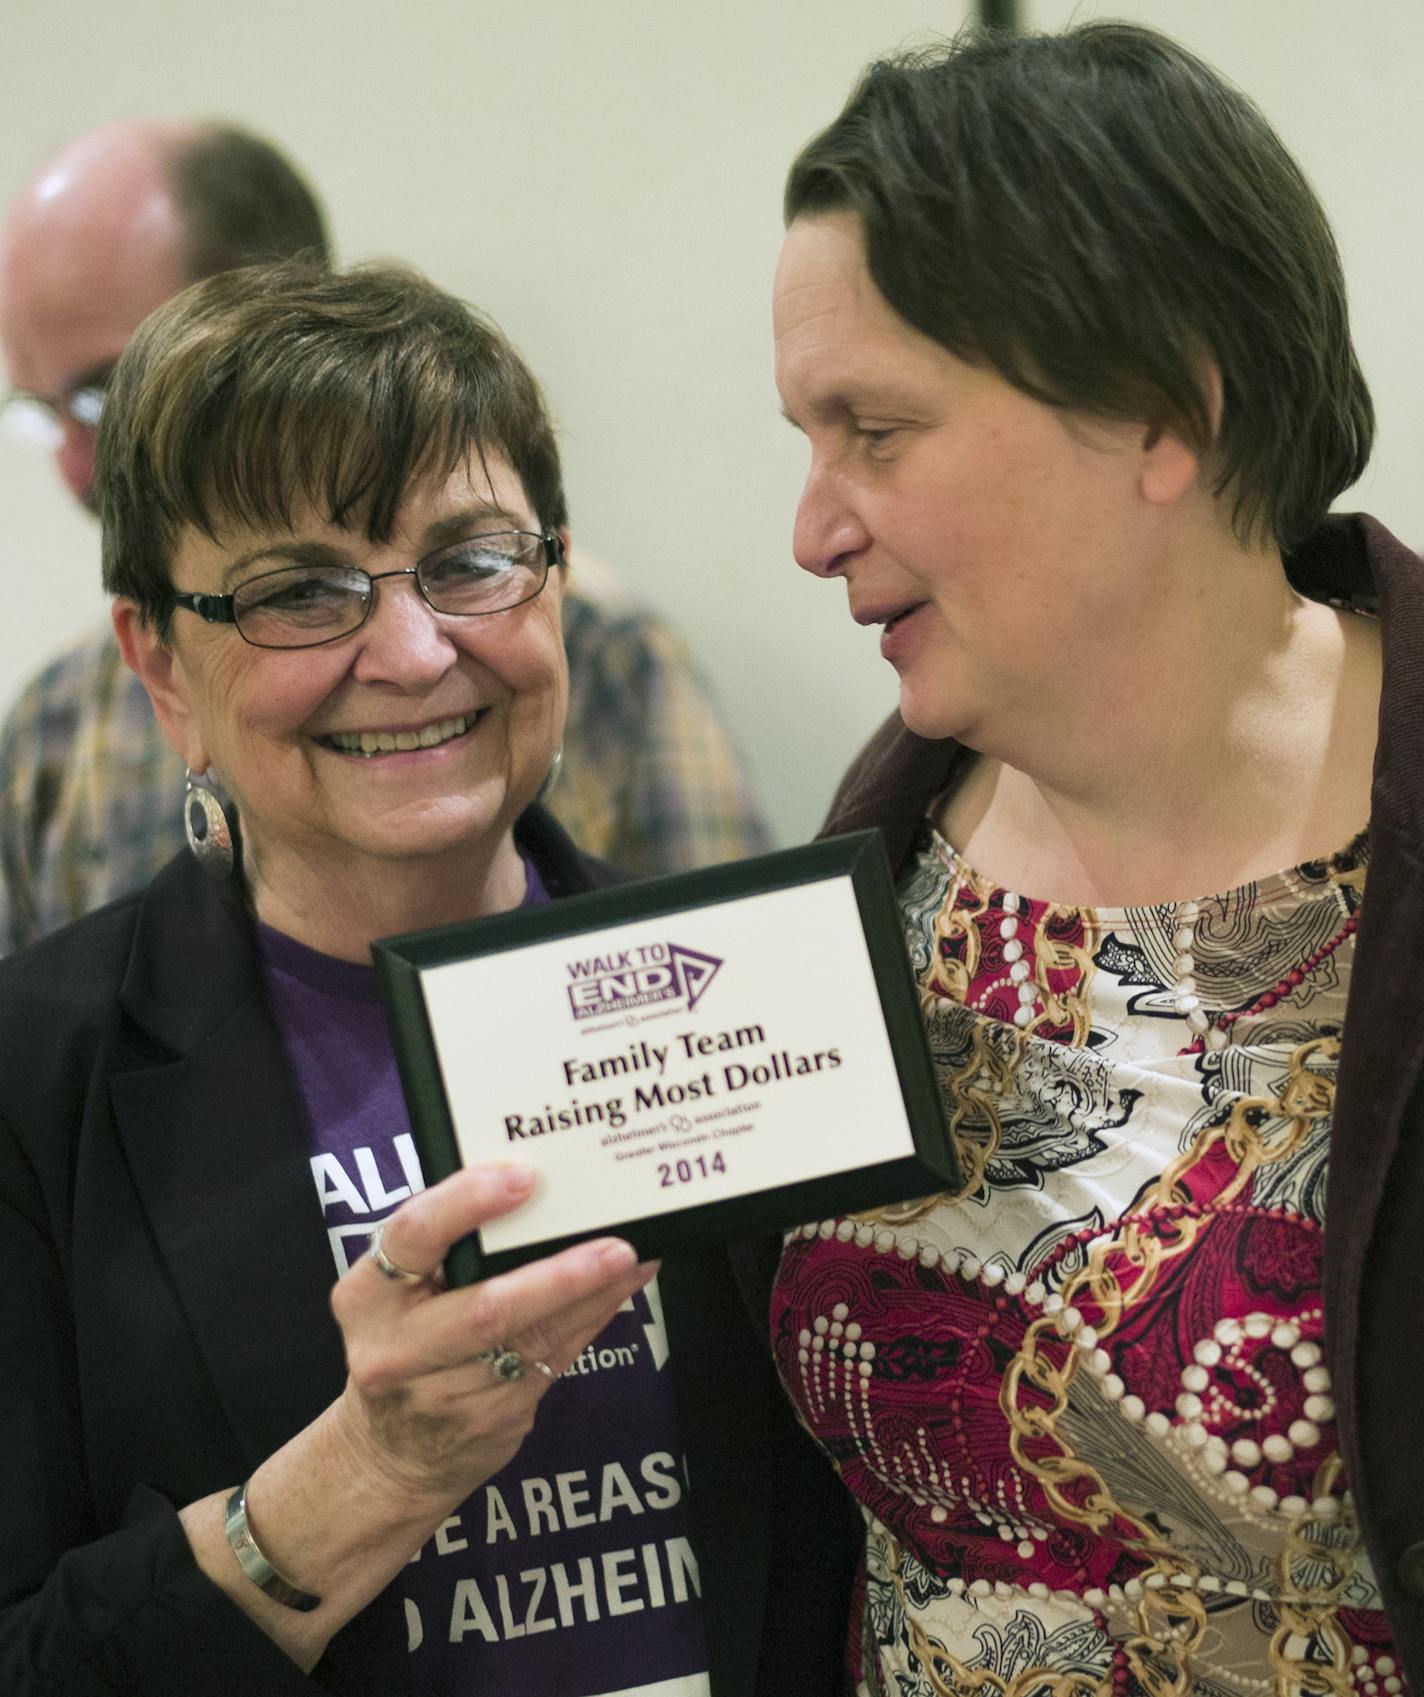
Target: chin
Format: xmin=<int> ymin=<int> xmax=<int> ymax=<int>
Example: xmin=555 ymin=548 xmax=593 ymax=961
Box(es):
xmin=896 ymin=686 xmax=963 ymax=743
xmin=351 ymin=797 xmax=509 ymax=865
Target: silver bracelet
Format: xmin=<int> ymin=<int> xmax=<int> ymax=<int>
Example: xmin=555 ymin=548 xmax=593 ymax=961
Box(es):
xmin=223 ymin=1479 xmax=322 ymax=1613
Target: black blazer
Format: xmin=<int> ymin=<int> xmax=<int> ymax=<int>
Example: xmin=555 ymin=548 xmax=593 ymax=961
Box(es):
xmin=812 ymin=514 xmax=1424 ymax=1689
xmin=0 ymin=805 xmax=860 ymax=1695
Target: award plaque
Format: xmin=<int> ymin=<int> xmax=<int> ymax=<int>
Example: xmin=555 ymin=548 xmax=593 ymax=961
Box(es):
xmin=373 ymin=831 xmax=958 ymax=1281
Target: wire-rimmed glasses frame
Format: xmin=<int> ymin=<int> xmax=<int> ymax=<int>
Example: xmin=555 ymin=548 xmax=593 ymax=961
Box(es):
xmin=169 ymin=529 xmax=564 ymax=651
xmin=0 ymin=366 xmax=114 ymax=449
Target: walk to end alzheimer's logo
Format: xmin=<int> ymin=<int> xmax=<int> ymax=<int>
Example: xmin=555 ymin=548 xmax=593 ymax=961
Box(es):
xmin=566 ymin=942 xmax=722 ymax=1023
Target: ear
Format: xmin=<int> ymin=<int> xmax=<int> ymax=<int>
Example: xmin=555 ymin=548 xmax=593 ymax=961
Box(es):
xmin=1138 ymin=358 xmax=1223 ymax=510
xmin=1137 ymin=424 xmax=1201 ymax=509
xmin=544 ymin=527 xmax=571 ymax=610
xmin=111 ymin=599 xmax=210 ymax=773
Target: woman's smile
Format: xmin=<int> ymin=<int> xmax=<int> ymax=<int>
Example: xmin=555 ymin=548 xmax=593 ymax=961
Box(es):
xmin=317 ymin=707 xmax=487 ymax=759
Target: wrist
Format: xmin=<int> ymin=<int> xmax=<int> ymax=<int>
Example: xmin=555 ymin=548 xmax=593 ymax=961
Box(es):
xmin=232 ymin=1402 xmax=451 ymax=1610
xmin=225 ymin=1478 xmax=322 ymax=1612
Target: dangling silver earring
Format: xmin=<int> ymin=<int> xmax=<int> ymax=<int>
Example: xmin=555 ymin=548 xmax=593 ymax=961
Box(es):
xmin=535 ymin=747 xmax=563 ymax=804
xmin=184 ymin=768 xmax=235 ymax=878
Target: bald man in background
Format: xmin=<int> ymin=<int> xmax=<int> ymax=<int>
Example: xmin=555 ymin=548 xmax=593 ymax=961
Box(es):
xmin=0 ymin=121 xmax=770 ymax=950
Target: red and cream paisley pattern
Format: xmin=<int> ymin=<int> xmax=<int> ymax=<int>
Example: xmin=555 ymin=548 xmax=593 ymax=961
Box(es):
xmin=771 ymin=825 xmax=1401 ymax=1697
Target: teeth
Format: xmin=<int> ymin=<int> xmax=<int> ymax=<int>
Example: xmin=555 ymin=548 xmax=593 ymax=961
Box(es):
xmin=328 ymin=711 xmax=476 ymax=757
xmin=420 ymin=717 xmax=461 ymax=748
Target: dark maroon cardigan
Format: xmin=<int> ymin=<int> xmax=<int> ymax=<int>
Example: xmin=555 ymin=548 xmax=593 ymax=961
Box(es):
xmin=815 ymin=513 xmax=1424 ymax=1684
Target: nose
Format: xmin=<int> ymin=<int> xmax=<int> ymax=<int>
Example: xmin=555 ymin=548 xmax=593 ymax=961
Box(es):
xmin=350 ymin=572 xmax=459 ymax=686
xmin=56 ymin=421 xmax=97 ymax=511
xmin=792 ymin=459 xmax=870 ymax=580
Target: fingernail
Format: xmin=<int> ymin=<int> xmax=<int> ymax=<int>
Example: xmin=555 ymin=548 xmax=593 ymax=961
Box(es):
xmin=595 ymin=1240 xmax=638 ymax=1273
xmin=500 ymin=1164 xmax=537 ymax=1195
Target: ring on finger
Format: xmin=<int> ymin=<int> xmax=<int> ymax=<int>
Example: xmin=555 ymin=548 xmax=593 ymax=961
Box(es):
xmin=368 ymin=1219 xmax=428 ymax=1285
xmin=474 ymin=1345 xmax=555 ymax=1384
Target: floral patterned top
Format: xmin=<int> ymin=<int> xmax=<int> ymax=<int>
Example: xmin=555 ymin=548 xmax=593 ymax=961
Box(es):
xmin=770 ymin=822 xmax=1406 ymax=1697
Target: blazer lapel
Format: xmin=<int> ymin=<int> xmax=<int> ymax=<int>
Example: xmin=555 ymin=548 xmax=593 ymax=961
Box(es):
xmin=109 ymin=857 xmax=346 ymax=1468
xmin=99 ymin=810 xmax=612 ymax=1473
xmin=820 ymin=712 xmax=965 ymax=864
xmin=1319 ymin=518 xmax=1424 ymax=1458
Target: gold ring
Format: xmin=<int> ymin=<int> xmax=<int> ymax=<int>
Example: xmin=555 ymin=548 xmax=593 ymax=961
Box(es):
xmin=368 ymin=1220 xmax=427 ymax=1284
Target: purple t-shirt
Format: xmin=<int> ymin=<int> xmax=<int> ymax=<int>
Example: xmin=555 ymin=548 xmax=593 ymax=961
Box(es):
xmin=257 ymin=864 xmax=710 ymax=1697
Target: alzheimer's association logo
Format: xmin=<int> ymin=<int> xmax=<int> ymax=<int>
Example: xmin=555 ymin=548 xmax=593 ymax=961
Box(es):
xmin=566 ymin=941 xmax=722 ymax=1021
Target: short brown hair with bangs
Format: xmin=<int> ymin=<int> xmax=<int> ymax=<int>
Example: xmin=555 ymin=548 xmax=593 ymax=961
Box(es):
xmin=786 ymin=23 xmax=1373 ymax=550
xmin=97 ymin=260 xmax=567 ymax=633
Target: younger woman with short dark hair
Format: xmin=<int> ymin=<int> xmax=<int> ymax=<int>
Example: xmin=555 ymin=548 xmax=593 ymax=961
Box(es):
xmin=770 ymin=23 xmax=1421 ymax=1693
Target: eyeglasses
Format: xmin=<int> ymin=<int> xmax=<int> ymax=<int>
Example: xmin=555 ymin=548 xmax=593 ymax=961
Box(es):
xmin=171 ymin=529 xmax=563 ymax=650
xmin=0 ymin=371 xmax=112 ymax=449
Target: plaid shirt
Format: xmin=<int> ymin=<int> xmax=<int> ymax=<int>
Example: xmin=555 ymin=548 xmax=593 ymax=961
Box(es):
xmin=0 ymin=582 xmax=771 ymax=952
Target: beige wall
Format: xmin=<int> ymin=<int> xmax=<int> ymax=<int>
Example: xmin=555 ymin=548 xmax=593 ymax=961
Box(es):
xmin=1 ymin=0 xmax=1418 ymax=845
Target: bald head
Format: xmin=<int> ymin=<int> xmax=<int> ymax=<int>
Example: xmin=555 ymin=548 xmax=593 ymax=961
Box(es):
xmin=0 ymin=121 xmax=197 ymax=507
xmin=1 ymin=118 xmax=328 ymax=511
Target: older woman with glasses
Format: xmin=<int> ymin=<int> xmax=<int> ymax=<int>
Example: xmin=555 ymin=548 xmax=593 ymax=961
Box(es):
xmin=0 ymin=262 xmax=857 ymax=1696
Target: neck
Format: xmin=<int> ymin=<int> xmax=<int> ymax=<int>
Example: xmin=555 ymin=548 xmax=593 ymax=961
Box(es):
xmin=940 ymin=529 xmax=1381 ymax=906
xmin=245 ymin=832 xmax=529 ymax=962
